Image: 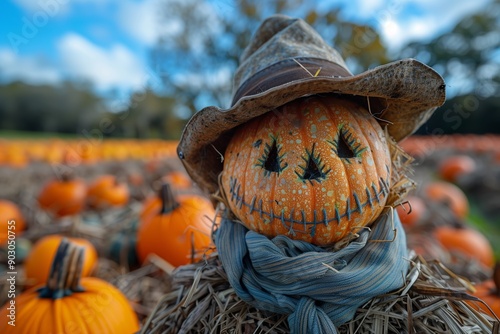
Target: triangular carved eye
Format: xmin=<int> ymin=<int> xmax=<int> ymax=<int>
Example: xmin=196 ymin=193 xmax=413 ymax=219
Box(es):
xmin=256 ymin=136 xmax=287 ymax=176
xmin=295 ymin=143 xmax=331 ymax=183
xmin=329 ymin=125 xmax=367 ymax=159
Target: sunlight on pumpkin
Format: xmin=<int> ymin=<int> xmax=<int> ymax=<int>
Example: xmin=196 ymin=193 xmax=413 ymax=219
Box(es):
xmin=137 ymin=184 xmax=215 ymax=267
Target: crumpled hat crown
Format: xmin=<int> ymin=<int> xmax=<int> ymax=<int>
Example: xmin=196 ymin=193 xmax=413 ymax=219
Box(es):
xmin=177 ymin=14 xmax=446 ymax=195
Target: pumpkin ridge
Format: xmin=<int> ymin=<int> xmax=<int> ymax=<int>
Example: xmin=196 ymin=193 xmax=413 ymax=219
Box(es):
xmin=227 ymin=175 xmax=390 ymax=236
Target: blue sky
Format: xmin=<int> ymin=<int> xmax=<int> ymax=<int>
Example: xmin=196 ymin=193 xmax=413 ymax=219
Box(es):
xmin=0 ymin=0 xmax=491 ymax=106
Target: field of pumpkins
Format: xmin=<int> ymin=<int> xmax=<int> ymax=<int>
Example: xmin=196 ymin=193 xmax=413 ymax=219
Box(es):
xmin=1 ymin=134 xmax=500 ymax=332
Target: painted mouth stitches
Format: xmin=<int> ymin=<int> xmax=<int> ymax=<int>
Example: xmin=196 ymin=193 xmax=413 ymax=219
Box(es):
xmin=227 ymin=175 xmax=390 ymax=237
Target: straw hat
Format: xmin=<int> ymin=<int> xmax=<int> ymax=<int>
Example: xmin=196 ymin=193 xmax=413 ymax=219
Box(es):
xmin=177 ymin=14 xmax=445 ymax=195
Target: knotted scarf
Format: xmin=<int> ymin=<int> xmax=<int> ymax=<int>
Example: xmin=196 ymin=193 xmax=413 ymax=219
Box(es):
xmin=215 ymin=210 xmax=409 ymax=334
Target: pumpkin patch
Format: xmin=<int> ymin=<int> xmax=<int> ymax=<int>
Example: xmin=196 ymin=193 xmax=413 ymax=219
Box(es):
xmin=0 ymin=136 xmax=499 ymax=332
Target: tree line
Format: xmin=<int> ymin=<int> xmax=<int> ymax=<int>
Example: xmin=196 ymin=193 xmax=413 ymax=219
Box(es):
xmin=1 ymin=0 xmax=499 ymax=138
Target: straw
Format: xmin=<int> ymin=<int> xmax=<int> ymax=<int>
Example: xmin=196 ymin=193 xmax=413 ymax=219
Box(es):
xmin=141 ymin=250 xmax=499 ymax=333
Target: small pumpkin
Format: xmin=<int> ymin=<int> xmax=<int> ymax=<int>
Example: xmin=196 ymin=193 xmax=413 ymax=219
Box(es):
xmin=163 ymin=170 xmax=192 ymax=189
xmin=424 ymin=181 xmax=469 ymax=219
xmin=137 ymin=183 xmax=214 ymax=267
xmin=0 ymin=239 xmax=140 ymax=333
xmin=0 ymin=200 xmax=26 ymax=245
xmin=37 ymin=175 xmax=87 ymax=217
xmin=468 ymin=263 xmax=500 ymax=317
xmin=23 ymin=234 xmax=98 ymax=287
xmin=221 ymin=95 xmax=392 ymax=245
xmin=433 ymin=225 xmax=494 ymax=268
xmin=87 ymin=174 xmax=130 ymax=209
xmin=395 ymin=195 xmax=427 ymax=228
xmin=438 ymin=155 xmax=476 ymax=183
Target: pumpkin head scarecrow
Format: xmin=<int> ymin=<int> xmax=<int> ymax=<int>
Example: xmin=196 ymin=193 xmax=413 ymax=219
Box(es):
xmin=178 ymin=15 xmax=445 ymax=334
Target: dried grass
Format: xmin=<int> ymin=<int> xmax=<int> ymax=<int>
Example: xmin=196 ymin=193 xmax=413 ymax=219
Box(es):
xmin=386 ymin=131 xmax=416 ymax=208
xmin=141 ymin=251 xmax=499 ymax=334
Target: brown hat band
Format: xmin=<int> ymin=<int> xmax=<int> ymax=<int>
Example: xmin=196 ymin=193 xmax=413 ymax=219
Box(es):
xmin=232 ymin=57 xmax=352 ymax=105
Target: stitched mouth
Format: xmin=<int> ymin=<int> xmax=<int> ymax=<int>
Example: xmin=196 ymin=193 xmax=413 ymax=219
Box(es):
xmin=226 ymin=175 xmax=390 ymax=237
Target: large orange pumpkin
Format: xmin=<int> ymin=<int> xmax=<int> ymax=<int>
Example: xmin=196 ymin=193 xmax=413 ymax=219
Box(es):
xmin=0 ymin=200 xmax=26 ymax=245
xmin=396 ymin=195 xmax=427 ymax=228
xmin=433 ymin=225 xmax=494 ymax=268
xmin=37 ymin=175 xmax=87 ymax=217
xmin=137 ymin=183 xmax=215 ymax=267
xmin=438 ymin=155 xmax=476 ymax=183
xmin=221 ymin=95 xmax=391 ymax=245
xmin=23 ymin=234 xmax=98 ymax=287
xmin=0 ymin=239 xmax=139 ymax=334
xmin=424 ymin=181 xmax=469 ymax=219
xmin=468 ymin=263 xmax=500 ymax=317
xmin=87 ymin=174 xmax=130 ymax=209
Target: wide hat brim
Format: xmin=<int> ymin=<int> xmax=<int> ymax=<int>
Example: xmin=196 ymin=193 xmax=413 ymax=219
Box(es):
xmin=177 ymin=58 xmax=445 ymax=195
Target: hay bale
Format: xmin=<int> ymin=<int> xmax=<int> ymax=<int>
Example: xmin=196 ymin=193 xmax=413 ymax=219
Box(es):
xmin=141 ymin=252 xmax=499 ymax=334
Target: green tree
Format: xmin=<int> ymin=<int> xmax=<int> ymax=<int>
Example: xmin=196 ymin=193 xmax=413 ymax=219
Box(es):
xmin=401 ymin=0 xmax=500 ymax=134
xmin=398 ymin=0 xmax=500 ymax=99
xmin=111 ymin=89 xmax=182 ymax=139
xmin=152 ymin=0 xmax=389 ymax=117
xmin=0 ymin=81 xmax=106 ymax=134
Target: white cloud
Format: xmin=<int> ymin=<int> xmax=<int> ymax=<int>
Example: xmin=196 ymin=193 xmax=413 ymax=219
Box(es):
xmin=378 ymin=0 xmax=491 ymax=50
xmin=0 ymin=48 xmax=61 ymax=84
xmin=0 ymin=33 xmax=151 ymax=95
xmin=57 ymin=33 xmax=149 ymax=91
xmin=117 ymin=0 xmax=222 ymax=47
xmin=316 ymin=0 xmax=490 ymax=51
xmin=118 ymin=0 xmax=166 ymax=46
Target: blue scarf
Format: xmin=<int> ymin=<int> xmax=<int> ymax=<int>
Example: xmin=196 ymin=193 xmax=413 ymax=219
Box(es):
xmin=215 ymin=210 xmax=409 ymax=334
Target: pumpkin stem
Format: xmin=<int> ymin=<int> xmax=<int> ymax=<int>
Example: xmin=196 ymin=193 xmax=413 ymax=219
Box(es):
xmin=59 ymin=170 xmax=75 ymax=182
xmin=38 ymin=238 xmax=85 ymax=299
xmin=159 ymin=183 xmax=179 ymax=214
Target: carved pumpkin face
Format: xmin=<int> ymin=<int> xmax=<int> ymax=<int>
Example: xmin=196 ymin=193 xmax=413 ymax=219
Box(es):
xmin=221 ymin=95 xmax=391 ymax=246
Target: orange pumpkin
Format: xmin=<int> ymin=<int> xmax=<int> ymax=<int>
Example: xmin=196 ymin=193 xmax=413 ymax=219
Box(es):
xmin=87 ymin=175 xmax=130 ymax=209
xmin=396 ymin=195 xmax=427 ymax=228
xmin=137 ymin=183 xmax=214 ymax=267
xmin=0 ymin=239 xmax=139 ymax=334
xmin=23 ymin=234 xmax=98 ymax=287
xmin=438 ymin=155 xmax=476 ymax=183
xmin=163 ymin=170 xmax=192 ymax=189
xmin=221 ymin=95 xmax=391 ymax=245
xmin=127 ymin=171 xmax=144 ymax=187
xmin=37 ymin=175 xmax=87 ymax=217
xmin=424 ymin=181 xmax=469 ymax=219
xmin=468 ymin=263 xmax=500 ymax=317
xmin=433 ymin=225 xmax=494 ymax=268
xmin=0 ymin=200 xmax=26 ymax=245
